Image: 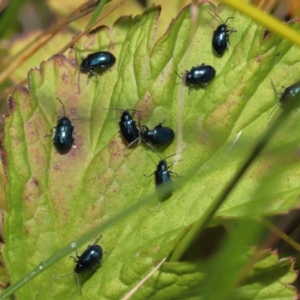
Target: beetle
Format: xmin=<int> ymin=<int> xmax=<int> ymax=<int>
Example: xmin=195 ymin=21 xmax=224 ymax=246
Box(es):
xmin=54 ymin=236 xmax=103 ymax=293
xmin=72 ymin=244 xmax=103 ymax=275
xmin=45 ymin=97 xmax=75 ymax=155
xmin=175 ymin=63 xmax=216 ymax=92
xmin=268 ymin=80 xmax=300 ymax=118
xmin=144 ymin=150 xmax=179 ymax=200
xmin=275 ymin=81 xmax=300 ymax=103
xmin=104 ymin=108 xmax=141 ymax=148
xmin=211 ymin=12 xmax=236 ymax=56
xmin=140 ymin=120 xmax=175 ymax=145
xmin=80 ymin=51 xmax=116 ymax=82
xmin=119 ymin=110 xmax=140 ymax=147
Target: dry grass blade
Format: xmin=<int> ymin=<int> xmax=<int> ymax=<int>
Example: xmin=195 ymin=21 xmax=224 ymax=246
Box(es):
xmin=0 ymin=0 xmax=124 ymax=88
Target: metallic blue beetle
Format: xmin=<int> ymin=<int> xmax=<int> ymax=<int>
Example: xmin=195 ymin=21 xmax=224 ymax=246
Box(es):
xmin=176 ymin=63 xmax=216 ymax=92
xmin=277 ymin=81 xmax=300 ymax=104
xmin=269 ymin=80 xmax=300 ymax=118
xmin=46 ymin=97 xmax=75 ymax=155
xmin=80 ymin=51 xmax=116 ymax=80
xmin=119 ymin=110 xmax=140 ymax=147
xmin=54 ymin=236 xmax=104 ymax=293
xmin=72 ymin=244 xmax=103 ymax=274
xmin=211 ymin=13 xmax=236 ymax=56
xmin=145 ymin=151 xmax=178 ymax=200
xmin=141 ymin=120 xmax=175 ymax=145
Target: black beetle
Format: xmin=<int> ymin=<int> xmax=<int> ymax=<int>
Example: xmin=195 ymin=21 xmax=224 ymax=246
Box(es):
xmin=175 ymin=63 xmax=216 ymax=92
xmin=269 ymin=80 xmax=300 ymax=118
xmin=119 ymin=110 xmax=140 ymax=147
xmin=54 ymin=236 xmax=103 ymax=293
xmin=104 ymin=108 xmax=141 ymax=148
xmin=275 ymin=81 xmax=300 ymax=103
xmin=72 ymin=245 xmax=103 ymax=274
xmin=80 ymin=51 xmax=116 ymax=82
xmin=211 ymin=12 xmax=236 ymax=56
xmin=46 ymin=97 xmax=75 ymax=155
xmin=141 ymin=120 xmax=175 ymax=145
xmin=145 ymin=150 xmax=178 ymax=200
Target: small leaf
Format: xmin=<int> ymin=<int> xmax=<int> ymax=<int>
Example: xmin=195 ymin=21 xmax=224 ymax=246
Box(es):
xmin=231 ymin=253 xmax=297 ymax=300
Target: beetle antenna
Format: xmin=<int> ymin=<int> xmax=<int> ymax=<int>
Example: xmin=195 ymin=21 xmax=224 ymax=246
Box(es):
xmin=56 ymin=97 xmax=66 ymax=116
xmin=271 ymin=80 xmax=281 ymax=100
xmin=267 ymin=103 xmax=280 ymax=120
xmin=268 ymin=80 xmax=281 ymax=119
xmin=53 ymin=270 xmax=82 ymax=293
xmin=103 ymin=108 xmax=142 ymax=120
xmin=224 ymin=16 xmax=234 ymax=25
xmin=71 ymin=115 xmax=91 ymax=121
xmin=164 ymin=152 xmax=181 ymax=161
xmin=175 ymin=71 xmax=182 ymax=79
xmin=75 ymin=273 xmax=82 ymax=294
xmin=146 ymin=142 xmax=180 ymax=162
xmin=208 ymin=11 xmax=224 ymax=25
xmin=158 ymin=119 xmax=166 ymax=126
xmin=53 ymin=272 xmax=74 ymax=279
xmin=92 ymin=235 xmax=103 ymax=245
xmin=103 ymin=107 xmax=123 ymax=112
xmin=145 ymin=143 xmax=163 ymax=160
xmin=103 ymin=108 xmax=141 ymax=113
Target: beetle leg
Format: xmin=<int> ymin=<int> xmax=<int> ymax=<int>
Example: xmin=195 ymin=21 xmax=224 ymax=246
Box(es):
xmin=45 ymin=127 xmax=55 ymax=138
xmin=169 ymin=170 xmax=180 ymax=177
xmin=87 ymin=69 xmax=99 ymax=84
xmin=90 ymin=69 xmax=99 ymax=78
xmin=123 ymin=136 xmax=139 ymax=150
xmin=226 ymin=28 xmax=236 ymax=33
xmin=92 ymin=235 xmax=103 ymax=245
xmin=157 ymin=119 xmax=166 ymax=126
xmin=68 ymin=138 xmax=76 ymax=149
xmin=69 ymin=254 xmax=79 ymax=262
xmin=75 ymin=273 xmax=82 ymax=294
xmin=144 ymin=171 xmax=155 ymax=177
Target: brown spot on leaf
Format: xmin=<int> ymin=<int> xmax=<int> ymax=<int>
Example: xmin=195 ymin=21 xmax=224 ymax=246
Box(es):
xmin=255 ymin=55 xmax=263 ymax=63
xmin=62 ymin=73 xmax=69 ymax=83
xmin=31 ymin=179 xmax=38 ymax=186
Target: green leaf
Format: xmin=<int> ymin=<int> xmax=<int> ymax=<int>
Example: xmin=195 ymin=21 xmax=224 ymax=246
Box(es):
xmin=2 ymin=2 xmax=300 ymax=299
xmin=232 ymin=254 xmax=297 ymax=300
xmin=199 ymin=219 xmax=297 ymax=300
xmin=130 ymin=251 xmax=296 ymax=300
xmin=130 ymin=221 xmax=297 ymax=300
